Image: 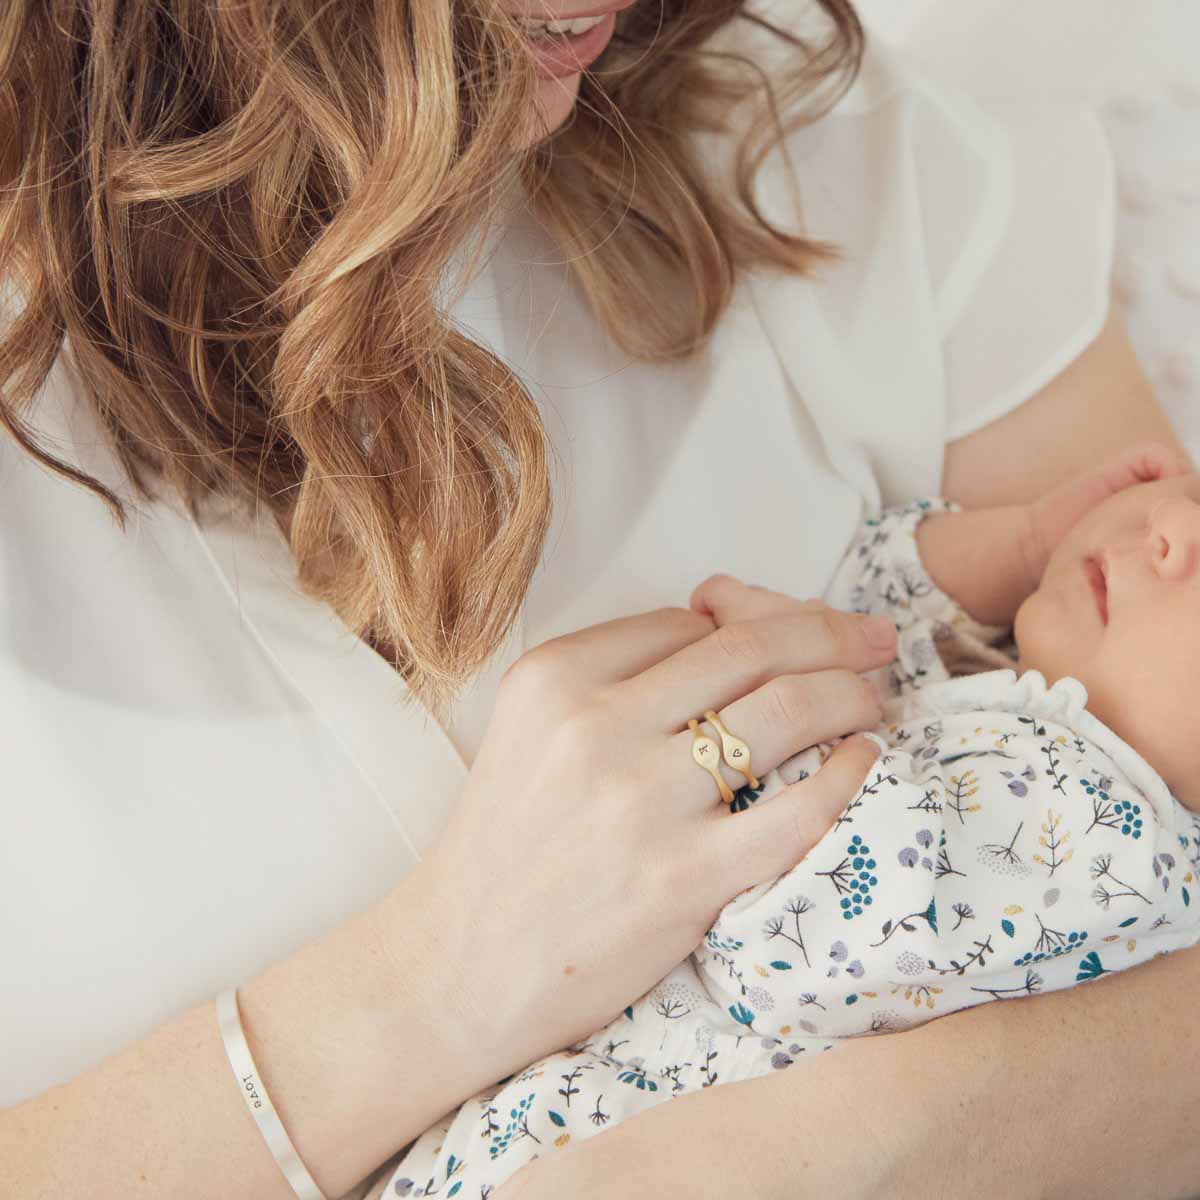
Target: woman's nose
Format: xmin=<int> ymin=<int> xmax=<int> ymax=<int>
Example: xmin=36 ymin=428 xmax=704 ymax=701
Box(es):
xmin=1147 ymin=495 xmax=1200 ymax=581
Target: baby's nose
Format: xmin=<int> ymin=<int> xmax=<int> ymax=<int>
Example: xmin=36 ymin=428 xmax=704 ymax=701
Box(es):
xmin=1147 ymin=495 xmax=1200 ymax=582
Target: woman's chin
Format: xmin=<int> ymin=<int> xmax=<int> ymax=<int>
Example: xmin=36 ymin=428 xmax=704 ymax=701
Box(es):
xmin=522 ymin=74 xmax=582 ymax=145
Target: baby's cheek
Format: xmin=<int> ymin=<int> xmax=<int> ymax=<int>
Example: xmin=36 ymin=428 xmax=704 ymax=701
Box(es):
xmin=1084 ymin=638 xmax=1195 ymax=798
xmin=1014 ymin=589 xmax=1078 ymax=679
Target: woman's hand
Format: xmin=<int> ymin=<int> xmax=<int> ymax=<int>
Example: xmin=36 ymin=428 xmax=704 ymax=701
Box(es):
xmin=406 ymin=591 xmax=897 ymax=1082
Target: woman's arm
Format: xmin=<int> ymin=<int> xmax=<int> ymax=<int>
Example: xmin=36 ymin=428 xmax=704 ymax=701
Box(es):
xmin=941 ymin=306 xmax=1194 ymax=507
xmin=0 ymin=863 xmax=504 ymax=1200
xmin=503 ymin=937 xmax=1200 ymax=1200
xmin=1 ymin=602 xmax=898 ymax=1200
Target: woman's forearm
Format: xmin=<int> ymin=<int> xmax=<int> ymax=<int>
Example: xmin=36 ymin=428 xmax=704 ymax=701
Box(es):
xmin=0 ymin=861 xmax=504 ymax=1200
xmin=776 ymin=941 xmax=1200 ymax=1200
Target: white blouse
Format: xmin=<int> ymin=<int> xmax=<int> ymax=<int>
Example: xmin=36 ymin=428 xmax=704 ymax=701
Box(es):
xmin=0 ymin=18 xmax=1113 ymax=1182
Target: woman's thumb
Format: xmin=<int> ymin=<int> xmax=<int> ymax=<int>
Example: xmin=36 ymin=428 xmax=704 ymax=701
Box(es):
xmin=733 ymin=733 xmax=884 ymax=885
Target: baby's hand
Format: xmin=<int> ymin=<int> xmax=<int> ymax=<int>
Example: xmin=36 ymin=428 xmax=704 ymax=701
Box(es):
xmin=1022 ymin=440 xmax=1191 ymax=584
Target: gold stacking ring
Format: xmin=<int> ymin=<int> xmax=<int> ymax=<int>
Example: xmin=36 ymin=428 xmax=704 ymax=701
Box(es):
xmin=703 ymin=709 xmax=759 ymax=790
xmin=689 ymin=718 xmax=733 ymax=805
xmin=689 ymin=711 xmax=757 ymax=805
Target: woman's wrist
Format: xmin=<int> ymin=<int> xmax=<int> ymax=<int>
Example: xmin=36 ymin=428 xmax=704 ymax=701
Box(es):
xmin=236 ymin=859 xmax=521 ymax=1198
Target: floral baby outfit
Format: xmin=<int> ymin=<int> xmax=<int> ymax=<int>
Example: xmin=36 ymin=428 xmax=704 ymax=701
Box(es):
xmin=378 ymin=499 xmax=1200 ymax=1200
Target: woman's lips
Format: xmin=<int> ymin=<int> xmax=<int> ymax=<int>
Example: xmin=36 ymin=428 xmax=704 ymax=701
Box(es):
xmin=520 ymin=9 xmax=620 ymax=79
xmin=1084 ymin=553 xmax=1109 ymax=625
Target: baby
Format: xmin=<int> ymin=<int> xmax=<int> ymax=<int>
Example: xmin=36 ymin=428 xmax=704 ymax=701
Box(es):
xmin=377 ymin=446 xmax=1200 ymax=1200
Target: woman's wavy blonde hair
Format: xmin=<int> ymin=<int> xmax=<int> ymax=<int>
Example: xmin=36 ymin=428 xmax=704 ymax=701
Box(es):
xmin=0 ymin=1 xmax=862 ymax=719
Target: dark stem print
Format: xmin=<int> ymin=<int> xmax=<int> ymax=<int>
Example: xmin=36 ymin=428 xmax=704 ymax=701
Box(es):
xmin=951 ymin=902 xmax=975 ymax=931
xmin=700 ymin=1050 xmax=719 ymax=1088
xmin=936 ymin=834 xmax=965 ymax=880
xmin=558 ymin=1066 xmax=587 ymax=1108
xmin=833 ymin=794 xmax=863 ymax=831
xmin=589 ymin=1096 xmax=610 ymax=1127
xmin=1040 ymin=740 xmax=1068 ymax=795
xmin=946 ymin=769 xmax=981 ymax=824
xmin=1085 ymin=792 xmax=1123 ymax=836
xmin=1089 ymin=853 xmax=1152 ymax=907
xmin=870 ymin=900 xmax=938 ymax=948
xmin=834 ymin=768 xmax=900 ymax=831
xmin=480 ymin=1102 xmax=500 ymax=1141
xmin=929 ymin=935 xmax=995 ymax=977
xmin=651 ymin=991 xmax=693 ymax=1021
xmin=1033 ymin=807 xmax=1073 ymax=876
xmin=707 ymin=947 xmax=748 ymax=996
xmin=660 ymin=1064 xmax=689 ymax=1094
xmin=1033 ymin=913 xmax=1068 ymax=954
xmin=970 ymin=968 xmax=1042 ymax=999
xmin=798 ymin=992 xmax=827 ymax=1010
xmin=979 ymin=821 xmax=1025 ymax=868
xmin=764 ymin=895 xmax=814 ymax=967
xmin=816 ymin=858 xmax=858 ymax=897
xmin=515 ymin=1113 xmax=541 ymax=1147
xmin=908 ymin=787 xmax=943 ymax=815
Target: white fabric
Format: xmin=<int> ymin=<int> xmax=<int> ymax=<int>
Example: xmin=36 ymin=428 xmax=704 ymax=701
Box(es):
xmin=0 ymin=15 xmax=1114 ymax=1195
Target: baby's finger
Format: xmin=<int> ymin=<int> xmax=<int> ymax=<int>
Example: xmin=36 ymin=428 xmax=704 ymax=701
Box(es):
xmin=1106 ymin=440 xmax=1192 ymax=490
xmin=717 ymin=733 xmax=884 ymax=893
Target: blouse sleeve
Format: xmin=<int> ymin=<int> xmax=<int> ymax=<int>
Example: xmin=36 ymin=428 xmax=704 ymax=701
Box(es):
xmin=910 ymin=82 xmax=1117 ymax=443
xmin=716 ymin=16 xmax=1119 ymax=509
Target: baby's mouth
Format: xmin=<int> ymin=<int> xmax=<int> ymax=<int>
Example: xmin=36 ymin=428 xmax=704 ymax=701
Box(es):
xmin=1084 ymin=553 xmax=1109 ymax=625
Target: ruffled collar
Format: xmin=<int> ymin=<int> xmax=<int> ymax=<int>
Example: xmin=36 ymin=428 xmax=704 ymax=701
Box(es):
xmin=881 ymin=667 xmax=1185 ymax=833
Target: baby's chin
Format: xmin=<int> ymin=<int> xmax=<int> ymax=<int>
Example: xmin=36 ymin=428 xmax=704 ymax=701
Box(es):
xmin=1012 ymin=589 xmax=1077 ymax=684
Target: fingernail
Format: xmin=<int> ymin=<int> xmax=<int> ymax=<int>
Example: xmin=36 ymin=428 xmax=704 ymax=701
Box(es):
xmin=862 ymin=615 xmax=897 ymax=648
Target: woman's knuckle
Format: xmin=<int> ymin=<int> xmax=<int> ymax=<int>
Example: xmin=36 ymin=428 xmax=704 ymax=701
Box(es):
xmin=814 ymin=607 xmax=847 ymax=653
xmin=713 ymin=620 xmax=768 ymax=666
xmin=555 ymin=704 xmax=608 ymax=761
xmin=500 ymin=644 xmax=561 ymax=690
xmin=764 ymin=674 xmax=813 ymax=732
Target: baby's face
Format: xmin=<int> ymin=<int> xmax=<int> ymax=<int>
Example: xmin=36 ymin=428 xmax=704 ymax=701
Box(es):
xmin=1015 ymin=472 xmax=1200 ymax=811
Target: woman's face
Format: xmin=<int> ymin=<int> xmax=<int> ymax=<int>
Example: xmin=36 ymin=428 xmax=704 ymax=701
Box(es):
xmin=1015 ymin=472 xmax=1200 ymax=809
xmin=499 ymin=2 xmax=636 ymax=142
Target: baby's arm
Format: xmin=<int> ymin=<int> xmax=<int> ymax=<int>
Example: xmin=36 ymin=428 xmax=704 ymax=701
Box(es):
xmin=917 ymin=441 xmax=1189 ymax=628
xmin=914 ymin=503 xmax=1033 ymax=627
xmin=822 ymin=498 xmax=1014 ymax=677
xmin=822 ymin=443 xmax=1188 ymax=636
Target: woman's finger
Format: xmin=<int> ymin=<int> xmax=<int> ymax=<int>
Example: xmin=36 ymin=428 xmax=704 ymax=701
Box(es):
xmin=517 ymin=605 xmax=716 ymax=694
xmin=717 ymin=733 xmax=883 ymax=891
xmin=648 ymin=669 xmax=881 ymax=813
xmin=689 ymin=572 xmax=824 ymax=625
xmin=617 ymin=606 xmax=896 ymax=733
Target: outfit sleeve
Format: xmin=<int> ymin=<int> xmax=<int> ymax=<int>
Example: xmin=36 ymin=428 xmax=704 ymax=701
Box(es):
xmin=823 ymin=497 xmax=1016 ymax=697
